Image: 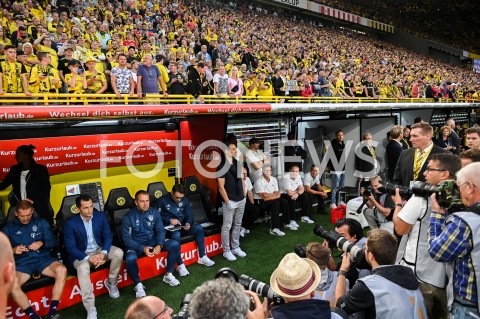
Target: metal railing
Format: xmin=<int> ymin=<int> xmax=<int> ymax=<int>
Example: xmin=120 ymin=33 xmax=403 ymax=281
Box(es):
xmin=0 ymin=93 xmax=474 ymax=105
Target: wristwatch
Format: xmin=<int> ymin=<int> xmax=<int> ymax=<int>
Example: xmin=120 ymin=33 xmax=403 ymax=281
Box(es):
xmin=396 ymin=203 xmax=404 ymax=208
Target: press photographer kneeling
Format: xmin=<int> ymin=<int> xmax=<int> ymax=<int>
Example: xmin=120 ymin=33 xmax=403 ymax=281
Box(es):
xmin=334 ymin=229 xmax=427 ymax=319
xmin=392 ymin=153 xmax=461 ymax=319
xmin=362 ymin=175 xmax=395 ymax=233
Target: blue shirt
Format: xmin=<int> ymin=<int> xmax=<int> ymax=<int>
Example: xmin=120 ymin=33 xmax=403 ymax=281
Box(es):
xmin=429 ymin=211 xmax=476 ymax=303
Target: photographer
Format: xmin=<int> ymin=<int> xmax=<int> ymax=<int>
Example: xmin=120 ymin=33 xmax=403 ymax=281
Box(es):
xmin=335 ymin=229 xmax=427 ymax=319
xmin=270 ymin=253 xmax=344 ymax=319
xmin=393 ymin=153 xmax=461 ymax=319
xmin=190 ymin=278 xmax=264 ymax=319
xmin=363 ymin=175 xmax=395 ymax=233
xmin=428 ymin=162 xmax=480 ymax=317
xmin=306 ymin=242 xmax=349 ymax=305
xmin=333 ymin=218 xmax=367 ymax=287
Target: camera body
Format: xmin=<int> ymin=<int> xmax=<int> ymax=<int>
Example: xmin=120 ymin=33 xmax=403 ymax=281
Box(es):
xmin=313 ymin=225 xmax=370 ymax=269
xmin=172 ymin=294 xmax=192 ymax=319
xmin=379 ymin=179 xmax=461 ymax=209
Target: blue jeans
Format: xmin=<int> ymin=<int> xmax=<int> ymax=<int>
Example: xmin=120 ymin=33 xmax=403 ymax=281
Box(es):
xmin=330 ymin=172 xmax=345 ymax=205
xmin=125 ymin=239 xmax=181 ymax=285
xmin=170 ymin=224 xmax=206 ymax=257
xmin=450 ymin=302 xmax=480 ymax=319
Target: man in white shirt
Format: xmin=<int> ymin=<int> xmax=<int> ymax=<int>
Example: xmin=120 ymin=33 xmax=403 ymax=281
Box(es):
xmin=280 ymin=165 xmax=313 ymax=229
xmin=240 ymin=167 xmax=259 ymax=237
xmin=213 ymin=63 xmax=229 ymax=97
xmin=303 ymin=165 xmax=328 ymax=215
xmin=245 ymin=137 xmax=270 ymax=184
xmin=253 ymin=165 xmax=290 ymax=236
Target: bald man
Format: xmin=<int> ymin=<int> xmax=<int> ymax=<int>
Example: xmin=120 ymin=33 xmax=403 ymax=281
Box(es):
xmin=0 ymin=232 xmax=15 ymax=319
xmin=125 ymin=296 xmax=173 ymax=319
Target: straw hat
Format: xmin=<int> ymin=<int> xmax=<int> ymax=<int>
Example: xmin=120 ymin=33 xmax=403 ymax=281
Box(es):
xmin=270 ymin=253 xmax=321 ymax=299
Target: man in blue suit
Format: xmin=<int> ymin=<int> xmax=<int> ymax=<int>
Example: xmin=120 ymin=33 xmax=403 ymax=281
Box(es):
xmin=64 ymin=194 xmax=123 ymax=319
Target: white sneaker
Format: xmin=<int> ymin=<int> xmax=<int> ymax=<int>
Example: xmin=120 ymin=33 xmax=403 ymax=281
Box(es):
xmin=231 ymin=247 xmax=247 ymax=257
xmin=270 ymin=228 xmax=286 ymax=236
xmin=331 ymin=203 xmax=338 ymax=208
xmin=284 ymin=222 xmax=298 ymax=231
xmin=87 ymin=307 xmax=97 ymax=319
xmin=301 ymin=216 xmax=315 ymax=224
xmin=291 ymin=220 xmax=300 ymax=228
xmin=104 ymin=279 xmax=120 ymax=299
xmin=163 ymin=273 xmax=180 ymax=287
xmin=338 ymin=201 xmax=346 ymax=206
xmin=134 ymin=283 xmax=146 ymax=298
xmin=198 ymin=255 xmax=215 ymax=267
xmin=223 ymin=251 xmax=237 ymax=261
xmin=240 ymin=227 xmax=246 ymax=237
xmin=176 ymin=263 xmax=190 ymax=277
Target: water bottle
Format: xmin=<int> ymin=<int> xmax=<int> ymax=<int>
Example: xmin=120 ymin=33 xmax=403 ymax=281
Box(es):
xmin=56 ymin=252 xmax=63 ymax=264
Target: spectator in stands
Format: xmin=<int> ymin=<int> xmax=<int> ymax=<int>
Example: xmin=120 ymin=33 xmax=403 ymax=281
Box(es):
xmin=393 ymin=122 xmax=448 ymax=187
xmin=58 ymin=46 xmax=74 ymax=93
xmin=254 ymin=164 xmax=290 ymax=236
xmin=29 ymin=51 xmax=62 ymax=94
xmin=83 ymin=57 xmax=107 ymax=94
xmin=307 ymin=242 xmax=348 ymax=305
xmin=0 ymin=144 xmax=52 ymax=225
xmin=303 ymin=165 xmax=328 ymax=215
xmin=0 ymin=232 xmax=14 ymax=318
xmin=64 ymin=194 xmax=123 ymax=319
xmin=327 ymin=130 xmax=347 ymax=208
xmin=186 ymin=61 xmax=206 ymax=103
xmin=270 ymin=253 xmax=334 ymax=318
xmin=284 ymin=131 xmax=307 ymax=172
xmin=167 ymin=62 xmax=187 ymax=95
xmin=111 ymin=53 xmax=134 ymax=98
xmin=393 ymin=153 xmax=461 ymax=319
xmin=386 ymin=125 xmax=404 ymax=181
xmin=465 ymin=127 xmax=480 ymax=150
xmin=0 ymin=45 xmax=31 ymax=95
xmin=2 ymin=200 xmax=66 ymax=319
xmin=228 ymin=66 xmax=243 ymax=98
xmin=429 ymin=162 xmax=480 ymax=318
xmin=136 ymin=53 xmax=168 ymax=99
xmin=245 ymin=137 xmax=270 ymax=184
xmin=363 ymin=175 xmax=395 ymax=233
xmin=217 ymin=140 xmax=247 ymax=261
xmin=402 ymin=126 xmax=412 ymax=149
xmin=190 ymin=277 xmax=264 ymax=319
xmin=123 ymin=190 xmax=184 ymax=293
xmin=156 ymin=183 xmax=215 ymax=266
xmin=125 ymin=296 xmax=173 ymax=319
xmin=460 ymin=148 xmax=480 ymax=166
xmin=213 ymin=63 xmax=229 ymax=97
xmin=240 ymin=167 xmax=260 ymax=237
xmin=280 ymin=165 xmax=313 ymax=228
xmin=65 ymin=59 xmax=85 ymax=95
xmin=335 ymin=229 xmax=427 ymax=319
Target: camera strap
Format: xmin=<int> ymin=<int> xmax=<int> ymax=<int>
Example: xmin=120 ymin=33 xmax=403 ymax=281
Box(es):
xmin=466 ymin=204 xmax=480 ymax=216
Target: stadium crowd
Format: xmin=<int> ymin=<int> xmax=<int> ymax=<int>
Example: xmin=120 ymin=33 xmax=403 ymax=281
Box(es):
xmin=0 ymin=0 xmax=479 ymax=101
xmin=313 ymin=0 xmax=480 ymax=54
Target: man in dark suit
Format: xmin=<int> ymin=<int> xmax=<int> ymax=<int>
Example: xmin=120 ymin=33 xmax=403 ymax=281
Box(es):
xmin=393 ymin=122 xmax=448 ymax=187
xmin=386 ymin=125 xmax=405 ymax=181
xmin=64 ymin=194 xmax=124 ymax=319
xmin=355 ymin=132 xmax=380 ymax=189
